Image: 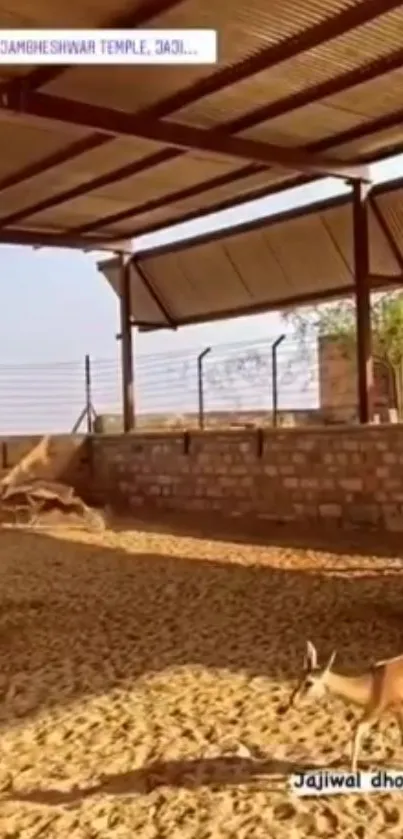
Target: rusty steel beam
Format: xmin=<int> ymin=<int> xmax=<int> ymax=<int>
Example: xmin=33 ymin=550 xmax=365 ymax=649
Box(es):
xmin=0 ymin=89 xmax=371 ymax=177
xmin=224 ymin=46 xmax=403 ymax=137
xmin=0 ymin=68 xmax=67 ymax=97
xmin=132 ymin=276 xmax=401 ymax=332
xmin=353 ymin=181 xmax=374 ymax=424
xmin=121 ymin=174 xmax=323 ymax=240
xmin=129 ymin=140 xmax=403 ymax=240
xmin=117 ymin=127 xmax=403 ymax=242
xmin=1 ymin=90 xmax=372 ymax=186
xmin=130 ymin=172 xmax=403 ymax=258
xmin=0 ymin=0 xmax=185 ymax=198
xmin=71 ymin=164 xmax=260 ymax=236
xmin=133 ymin=259 xmax=176 ymax=326
xmin=141 ymin=0 xmax=403 ymax=120
xmin=71 ymin=104 xmax=403 ymax=238
xmin=0 ymin=128 xmax=172 ymax=202
xmin=0 ymin=147 xmax=189 ymax=230
xmin=0 ymin=0 xmax=394 ymax=202
xmin=14 ymin=61 xmax=403 ymax=238
xmin=369 ymin=272 xmax=403 ymax=283
xmin=134 ymin=190 xmax=352 ymax=260
xmin=0 ymin=85 xmax=373 ymax=230
xmin=118 ymin=107 xmax=403 ymax=237
xmin=0 ymin=134 xmax=109 ymax=194
xmin=306 ymin=108 xmax=403 ymax=158
xmin=0 ymin=227 xmax=129 ymax=250
xmin=119 ymin=256 xmax=135 ymax=432
xmin=15 ymin=46 xmax=403 ymax=237
xmin=117 ymin=320 xmax=170 ymax=333
xmin=5 ymin=37 xmax=401 ymax=234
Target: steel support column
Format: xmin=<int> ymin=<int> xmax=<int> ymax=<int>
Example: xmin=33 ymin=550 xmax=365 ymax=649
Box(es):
xmin=119 ymin=256 xmax=135 ymax=432
xmin=352 ymin=180 xmax=374 ymax=423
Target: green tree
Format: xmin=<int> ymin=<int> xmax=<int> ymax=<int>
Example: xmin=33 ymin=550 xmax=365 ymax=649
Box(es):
xmin=282 ymin=290 xmax=403 ymax=417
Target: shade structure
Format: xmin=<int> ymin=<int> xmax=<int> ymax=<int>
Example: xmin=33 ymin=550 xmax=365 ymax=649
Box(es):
xmin=1 ymin=1 xmax=403 ymax=249
xmin=98 ymin=176 xmax=403 ymax=329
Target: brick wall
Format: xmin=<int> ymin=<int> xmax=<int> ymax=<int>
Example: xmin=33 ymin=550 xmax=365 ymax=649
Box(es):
xmin=91 ymin=426 xmax=403 ymax=532
xmin=3 ymin=429 xmax=403 ymax=533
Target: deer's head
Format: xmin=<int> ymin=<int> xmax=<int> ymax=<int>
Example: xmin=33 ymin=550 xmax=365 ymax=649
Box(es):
xmin=285 ymin=640 xmax=337 ymax=710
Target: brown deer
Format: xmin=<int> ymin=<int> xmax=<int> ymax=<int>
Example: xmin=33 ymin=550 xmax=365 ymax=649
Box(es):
xmin=285 ymin=640 xmax=403 ymax=772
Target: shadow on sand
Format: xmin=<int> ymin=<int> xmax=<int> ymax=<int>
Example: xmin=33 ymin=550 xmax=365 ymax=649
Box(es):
xmin=0 ymin=524 xmax=401 ymax=727
xmin=2 ymin=751 xmax=378 ymax=808
xmin=107 ymin=507 xmax=403 ymax=561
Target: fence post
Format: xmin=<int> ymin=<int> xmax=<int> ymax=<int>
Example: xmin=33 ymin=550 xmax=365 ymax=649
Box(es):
xmin=197 ymin=347 xmax=211 ymax=429
xmin=119 ymin=256 xmax=135 ymax=432
xmin=271 ymin=334 xmax=285 ymax=427
xmin=85 ymin=354 xmax=93 ymax=433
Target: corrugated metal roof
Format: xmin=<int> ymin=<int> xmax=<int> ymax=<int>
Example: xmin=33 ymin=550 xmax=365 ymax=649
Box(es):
xmin=173 ymin=9 xmax=403 ymax=130
xmin=98 ymin=177 xmax=403 ymax=328
xmin=2 ymin=0 xmax=403 ymax=248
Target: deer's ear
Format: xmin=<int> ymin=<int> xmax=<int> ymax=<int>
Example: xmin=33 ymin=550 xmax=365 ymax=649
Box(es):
xmin=304 ymin=640 xmax=318 ymax=671
xmin=326 ymin=650 xmax=337 ymax=672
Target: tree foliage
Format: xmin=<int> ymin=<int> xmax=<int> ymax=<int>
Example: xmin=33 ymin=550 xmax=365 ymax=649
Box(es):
xmin=282 ymin=290 xmax=403 ymax=413
xmin=283 ymin=290 xmax=403 ymax=365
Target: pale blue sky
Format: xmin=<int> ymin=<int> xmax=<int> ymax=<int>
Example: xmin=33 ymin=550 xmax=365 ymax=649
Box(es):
xmin=0 ymin=152 xmax=401 ymax=432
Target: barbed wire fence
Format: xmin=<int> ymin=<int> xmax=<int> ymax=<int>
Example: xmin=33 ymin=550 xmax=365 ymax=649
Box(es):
xmin=0 ymin=331 xmax=361 ymax=435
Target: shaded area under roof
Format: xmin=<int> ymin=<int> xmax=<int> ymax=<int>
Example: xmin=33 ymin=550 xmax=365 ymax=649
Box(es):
xmin=3 ymin=1 xmax=403 ymax=248
xmin=98 ymin=177 xmax=403 ymax=328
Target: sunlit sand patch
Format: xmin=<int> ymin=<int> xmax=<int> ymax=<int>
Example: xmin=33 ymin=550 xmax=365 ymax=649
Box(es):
xmin=0 ymin=521 xmax=402 ymax=837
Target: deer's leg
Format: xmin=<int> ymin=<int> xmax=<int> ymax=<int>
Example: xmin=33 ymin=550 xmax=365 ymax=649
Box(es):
xmin=351 ymin=712 xmax=377 ymax=773
xmin=28 ymin=503 xmax=38 ymax=527
xmin=395 ymin=710 xmax=403 ymax=746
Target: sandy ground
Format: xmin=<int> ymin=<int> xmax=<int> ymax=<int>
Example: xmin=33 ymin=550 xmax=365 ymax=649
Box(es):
xmin=0 ymin=516 xmax=403 ymax=837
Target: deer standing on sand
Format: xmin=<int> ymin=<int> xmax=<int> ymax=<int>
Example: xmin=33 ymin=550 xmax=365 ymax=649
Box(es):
xmin=285 ymin=640 xmax=403 ymax=772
